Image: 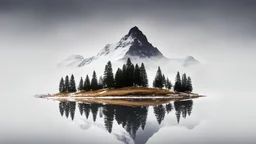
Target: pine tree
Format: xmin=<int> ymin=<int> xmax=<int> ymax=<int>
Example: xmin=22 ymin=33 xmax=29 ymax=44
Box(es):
xmin=186 ymin=76 xmax=193 ymax=92
xmin=84 ymin=75 xmax=91 ymax=91
xmin=91 ymin=71 xmax=98 ymax=90
xmin=103 ymin=61 xmax=115 ymax=88
xmin=153 ymin=66 xmax=164 ymax=88
xmin=134 ymin=64 xmax=141 ymax=86
xmin=59 ymin=77 xmax=64 ymax=92
xmin=181 ymin=73 xmax=187 ymax=92
xmin=115 ymin=68 xmax=123 ymax=88
xmin=122 ymin=64 xmax=127 ymax=86
xmin=69 ymin=74 xmax=77 ymax=92
xmin=98 ymin=76 xmax=104 ymax=89
xmin=64 ymin=75 xmax=69 ymax=92
xmin=78 ymin=77 xmax=84 ymax=91
xmin=174 ymin=72 xmax=182 ymax=92
xmin=140 ymin=63 xmax=148 ymax=87
xmin=162 ymin=74 xmax=166 ymax=88
xmin=125 ymin=58 xmax=134 ymax=87
xmin=166 ymin=78 xmax=172 ymax=90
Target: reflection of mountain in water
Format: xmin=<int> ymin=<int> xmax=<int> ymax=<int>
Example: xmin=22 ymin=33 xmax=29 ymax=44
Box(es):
xmin=58 ymin=100 xmax=193 ymax=144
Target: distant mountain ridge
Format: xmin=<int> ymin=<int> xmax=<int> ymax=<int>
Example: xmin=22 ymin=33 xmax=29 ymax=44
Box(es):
xmin=58 ymin=26 xmax=199 ymax=67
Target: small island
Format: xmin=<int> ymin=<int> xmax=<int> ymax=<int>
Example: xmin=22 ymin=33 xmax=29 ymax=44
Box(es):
xmin=39 ymin=58 xmax=203 ymax=105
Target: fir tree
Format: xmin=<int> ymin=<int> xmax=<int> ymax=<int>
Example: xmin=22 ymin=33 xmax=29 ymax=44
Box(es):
xmin=78 ymin=77 xmax=84 ymax=91
xmin=134 ymin=64 xmax=141 ymax=86
xmin=125 ymin=58 xmax=134 ymax=87
xmin=84 ymin=75 xmax=91 ymax=91
xmin=186 ymin=76 xmax=193 ymax=92
xmin=174 ymin=72 xmax=182 ymax=92
xmin=181 ymin=73 xmax=187 ymax=92
xmin=122 ymin=64 xmax=126 ymax=86
xmin=103 ymin=61 xmax=115 ymax=88
xmin=153 ymin=66 xmax=164 ymax=88
xmin=162 ymin=74 xmax=166 ymax=88
xmin=98 ymin=76 xmax=104 ymax=89
xmin=140 ymin=63 xmax=148 ymax=87
xmin=59 ymin=77 xmax=64 ymax=92
xmin=91 ymin=71 xmax=98 ymax=90
xmin=64 ymin=75 xmax=69 ymax=92
xmin=69 ymin=74 xmax=77 ymax=92
xmin=115 ymin=68 xmax=123 ymax=88
xmin=166 ymin=78 xmax=172 ymax=90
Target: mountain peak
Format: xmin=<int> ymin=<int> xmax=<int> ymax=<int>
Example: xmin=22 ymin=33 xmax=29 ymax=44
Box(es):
xmin=127 ymin=26 xmax=148 ymax=43
xmin=128 ymin=26 xmax=140 ymax=34
xmin=59 ymin=27 xmax=199 ymax=68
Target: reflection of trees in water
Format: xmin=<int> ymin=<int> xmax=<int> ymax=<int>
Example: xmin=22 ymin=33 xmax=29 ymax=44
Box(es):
xmin=59 ymin=102 xmax=76 ymax=120
xmin=58 ymin=100 xmax=193 ymax=139
xmin=174 ymin=100 xmax=193 ymax=123
xmin=103 ymin=105 xmax=115 ymax=133
xmin=153 ymin=105 xmax=166 ymax=124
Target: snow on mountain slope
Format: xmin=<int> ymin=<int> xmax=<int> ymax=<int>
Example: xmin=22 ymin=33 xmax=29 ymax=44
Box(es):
xmin=58 ymin=26 xmax=199 ymax=68
xmin=57 ymin=55 xmax=84 ymax=67
xmin=77 ymin=35 xmax=134 ymax=67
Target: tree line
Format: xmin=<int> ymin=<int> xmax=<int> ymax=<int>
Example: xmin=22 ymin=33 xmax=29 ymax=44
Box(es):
xmin=173 ymin=72 xmax=193 ymax=92
xmin=59 ymin=58 xmax=193 ymax=93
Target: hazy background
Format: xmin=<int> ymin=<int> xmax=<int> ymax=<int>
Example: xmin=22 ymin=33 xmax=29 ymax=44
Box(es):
xmin=0 ymin=0 xmax=256 ymax=143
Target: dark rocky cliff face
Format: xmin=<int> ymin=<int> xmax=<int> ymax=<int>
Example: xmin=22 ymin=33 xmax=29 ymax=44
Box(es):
xmin=124 ymin=26 xmax=164 ymax=58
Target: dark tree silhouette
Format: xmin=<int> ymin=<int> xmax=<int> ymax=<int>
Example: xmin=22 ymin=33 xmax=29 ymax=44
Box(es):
xmin=140 ymin=63 xmax=148 ymax=87
xmin=165 ymin=103 xmax=173 ymax=114
xmin=84 ymin=75 xmax=91 ymax=91
xmin=174 ymin=72 xmax=182 ymax=92
xmin=78 ymin=77 xmax=84 ymax=91
xmin=91 ymin=71 xmax=98 ymax=90
xmin=165 ymin=78 xmax=172 ymax=90
xmin=134 ymin=64 xmax=142 ymax=86
xmin=59 ymin=102 xmax=65 ymax=116
xmin=162 ymin=74 xmax=166 ymax=88
xmin=59 ymin=77 xmax=64 ymax=92
xmin=181 ymin=73 xmax=187 ymax=92
xmin=103 ymin=61 xmax=115 ymax=88
xmin=124 ymin=58 xmax=134 ymax=87
xmin=153 ymin=105 xmax=166 ymax=124
xmin=69 ymin=74 xmax=77 ymax=92
xmin=78 ymin=103 xmax=84 ymax=116
xmin=84 ymin=104 xmax=91 ymax=119
xmin=153 ymin=66 xmax=164 ymax=89
xmin=140 ymin=106 xmax=148 ymax=130
xmin=186 ymin=76 xmax=193 ymax=92
xmin=91 ymin=104 xmax=99 ymax=122
xmin=69 ymin=102 xmax=76 ymax=120
xmin=64 ymin=102 xmax=70 ymax=118
xmin=115 ymin=68 xmax=123 ymax=88
xmin=103 ymin=105 xmax=115 ymax=133
xmin=64 ymin=75 xmax=69 ymax=92
xmin=174 ymin=100 xmax=193 ymax=123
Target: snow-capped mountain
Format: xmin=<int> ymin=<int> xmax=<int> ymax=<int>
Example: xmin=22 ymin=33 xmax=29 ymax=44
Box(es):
xmin=59 ymin=26 xmax=199 ymax=67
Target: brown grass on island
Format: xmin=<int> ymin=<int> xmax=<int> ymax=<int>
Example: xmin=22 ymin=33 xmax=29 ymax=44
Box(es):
xmin=53 ymin=87 xmax=175 ymax=97
xmin=55 ymin=96 xmax=201 ymax=106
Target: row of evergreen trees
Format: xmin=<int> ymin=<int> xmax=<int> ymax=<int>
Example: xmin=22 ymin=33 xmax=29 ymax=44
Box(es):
xmin=58 ymin=58 xmax=193 ymax=93
xmin=59 ymin=58 xmax=149 ymax=92
xmin=174 ymin=72 xmax=193 ymax=92
xmin=153 ymin=66 xmax=172 ymax=90
xmin=104 ymin=58 xmax=148 ymax=88
xmin=59 ymin=74 xmax=77 ymax=93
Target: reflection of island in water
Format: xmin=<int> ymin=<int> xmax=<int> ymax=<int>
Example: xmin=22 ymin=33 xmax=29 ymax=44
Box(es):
xmin=59 ymin=100 xmax=193 ymax=143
